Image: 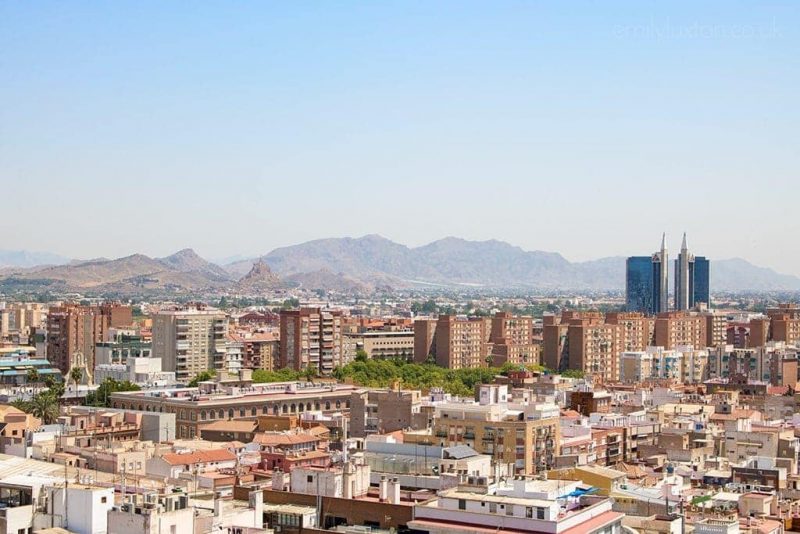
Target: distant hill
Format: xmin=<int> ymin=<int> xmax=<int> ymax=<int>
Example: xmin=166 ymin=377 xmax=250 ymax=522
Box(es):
xmin=0 ymin=250 xmax=70 ymax=268
xmin=225 ymin=235 xmax=800 ymax=292
xmin=0 ymin=249 xmax=235 ymax=295
xmin=4 ymin=237 xmax=799 ymax=294
xmin=236 ymin=260 xmax=282 ymax=292
xmin=158 ymin=248 xmax=233 ymax=282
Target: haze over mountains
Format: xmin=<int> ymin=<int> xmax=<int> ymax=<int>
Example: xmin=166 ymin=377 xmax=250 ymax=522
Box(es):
xmin=1 ymin=236 xmax=799 ymax=294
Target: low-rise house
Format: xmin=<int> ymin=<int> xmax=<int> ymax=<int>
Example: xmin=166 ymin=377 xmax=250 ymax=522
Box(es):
xmin=146 ymin=449 xmax=237 ymax=479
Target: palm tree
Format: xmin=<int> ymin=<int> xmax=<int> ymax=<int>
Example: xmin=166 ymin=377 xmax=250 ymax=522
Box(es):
xmin=69 ymin=367 xmax=83 ymax=392
xmin=29 ymin=392 xmax=60 ymax=425
xmin=26 ymin=368 xmax=40 ymax=393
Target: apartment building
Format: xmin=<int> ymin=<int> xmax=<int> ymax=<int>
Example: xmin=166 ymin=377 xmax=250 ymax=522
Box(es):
xmin=770 ymin=305 xmax=800 ymax=345
xmin=489 ymin=312 xmax=540 ymax=366
xmin=425 ymin=385 xmax=560 ymax=474
xmin=654 ymin=311 xmax=708 ymax=350
xmin=620 ymin=346 xmax=709 ymax=384
xmin=543 ymin=311 xmax=623 ymax=382
xmin=701 ymin=310 xmax=728 ymax=348
xmin=279 ymin=308 xmax=343 ymax=375
xmin=349 ymin=388 xmax=424 ymax=438
xmin=46 ymin=303 xmax=132 ymax=374
xmin=605 ymin=312 xmax=654 ymax=352
xmin=413 ymin=315 xmax=490 ymax=369
xmin=230 ymin=331 xmax=279 ymax=370
xmin=152 ymin=307 xmax=227 ymax=382
xmin=746 ymin=305 xmax=800 ymax=348
xmin=707 ymin=342 xmax=799 ymax=386
xmin=344 ymin=330 xmax=415 ymax=361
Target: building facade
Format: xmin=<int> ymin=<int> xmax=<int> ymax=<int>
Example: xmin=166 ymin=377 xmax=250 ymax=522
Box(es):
xmin=151 ymin=307 xmax=227 ymax=382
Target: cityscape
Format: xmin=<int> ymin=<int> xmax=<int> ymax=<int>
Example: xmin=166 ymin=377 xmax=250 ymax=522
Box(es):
xmin=2 ymin=3 xmax=799 ymax=534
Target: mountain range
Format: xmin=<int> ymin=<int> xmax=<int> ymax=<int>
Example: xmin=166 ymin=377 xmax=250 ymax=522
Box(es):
xmin=1 ymin=236 xmax=799 ymax=294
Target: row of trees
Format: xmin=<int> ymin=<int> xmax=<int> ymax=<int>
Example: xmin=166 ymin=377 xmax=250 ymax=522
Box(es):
xmin=332 ymin=357 xmax=547 ymax=397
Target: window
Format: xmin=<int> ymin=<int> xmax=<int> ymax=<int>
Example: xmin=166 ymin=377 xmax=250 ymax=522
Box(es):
xmin=489 ymin=503 xmax=497 ymax=513
xmin=526 ymin=507 xmax=533 ymax=518
xmin=537 ymin=507 xmax=545 ymax=519
xmin=101 ymin=496 xmax=107 ymax=503
xmin=458 ymin=499 xmax=466 ymax=510
xmin=307 ymin=475 xmax=313 ymax=483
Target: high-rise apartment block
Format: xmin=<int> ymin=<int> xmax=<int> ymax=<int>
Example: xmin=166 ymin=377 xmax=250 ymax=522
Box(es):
xmin=279 ymin=308 xmax=343 ymax=375
xmin=745 ymin=305 xmax=800 ymax=348
xmin=543 ymin=311 xmax=626 ymax=382
xmin=46 ymin=303 xmax=132 ymax=375
xmin=152 ymin=307 xmax=227 ymax=382
xmin=413 ymin=315 xmax=489 ymax=369
xmin=488 ymin=312 xmax=540 ymax=367
xmin=605 ymin=312 xmax=655 ymax=352
xmin=654 ymin=311 xmax=707 ymax=350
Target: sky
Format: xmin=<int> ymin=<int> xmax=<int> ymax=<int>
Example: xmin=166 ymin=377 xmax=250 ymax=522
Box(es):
xmin=1 ymin=2 xmax=798 ymax=272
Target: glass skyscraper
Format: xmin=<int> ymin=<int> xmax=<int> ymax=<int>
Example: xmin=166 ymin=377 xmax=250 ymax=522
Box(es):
xmin=626 ymin=256 xmax=654 ymax=313
xmin=694 ymin=256 xmax=710 ymax=306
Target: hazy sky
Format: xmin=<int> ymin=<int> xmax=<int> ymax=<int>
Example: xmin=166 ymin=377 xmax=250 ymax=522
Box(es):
xmin=1 ymin=2 xmax=798 ymax=272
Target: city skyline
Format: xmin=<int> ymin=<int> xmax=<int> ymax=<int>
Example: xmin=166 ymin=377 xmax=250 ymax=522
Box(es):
xmin=1 ymin=3 xmax=799 ymax=274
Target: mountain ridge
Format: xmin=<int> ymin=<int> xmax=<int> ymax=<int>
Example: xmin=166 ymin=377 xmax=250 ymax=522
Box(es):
xmin=2 ymin=237 xmax=799 ymax=293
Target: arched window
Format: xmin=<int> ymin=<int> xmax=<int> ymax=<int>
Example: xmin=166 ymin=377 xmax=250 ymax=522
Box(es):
xmin=200 ymin=411 xmax=206 ymax=421
xmin=306 ymin=403 xmax=312 ymax=411
xmin=273 ymin=405 xmax=279 ymax=415
xmin=325 ymin=401 xmax=331 ymax=410
xmin=228 ymin=409 xmax=234 ymax=419
xmin=218 ymin=409 xmax=225 ymax=419
xmin=290 ymin=403 xmax=296 ymax=413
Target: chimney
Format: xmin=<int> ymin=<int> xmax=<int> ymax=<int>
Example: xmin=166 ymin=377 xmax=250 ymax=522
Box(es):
xmin=379 ymin=476 xmax=388 ymax=502
xmin=388 ymin=477 xmax=401 ymax=504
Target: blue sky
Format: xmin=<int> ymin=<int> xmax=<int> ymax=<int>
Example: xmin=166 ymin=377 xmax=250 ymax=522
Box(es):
xmin=1 ymin=2 xmax=798 ymax=272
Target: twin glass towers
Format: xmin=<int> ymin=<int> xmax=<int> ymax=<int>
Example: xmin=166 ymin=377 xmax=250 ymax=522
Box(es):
xmin=626 ymin=233 xmax=710 ymax=315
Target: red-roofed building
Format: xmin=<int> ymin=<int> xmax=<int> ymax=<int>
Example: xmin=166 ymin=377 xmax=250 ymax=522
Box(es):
xmin=146 ymin=448 xmax=237 ymax=479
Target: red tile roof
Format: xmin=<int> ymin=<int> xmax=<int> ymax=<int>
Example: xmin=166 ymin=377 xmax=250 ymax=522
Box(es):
xmin=161 ymin=449 xmax=236 ymax=466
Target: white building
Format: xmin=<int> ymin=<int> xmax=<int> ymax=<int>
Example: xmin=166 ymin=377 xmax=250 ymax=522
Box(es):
xmin=289 ymin=460 xmax=371 ymax=499
xmin=107 ymin=492 xmax=194 ymax=534
xmin=94 ymin=357 xmax=176 ymax=386
xmin=31 ymin=479 xmax=115 ymax=534
xmin=410 ymin=478 xmax=624 ymax=534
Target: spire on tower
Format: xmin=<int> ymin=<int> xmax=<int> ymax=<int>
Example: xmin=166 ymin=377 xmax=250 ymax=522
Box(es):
xmin=681 ymin=232 xmax=688 ymax=251
xmin=661 ymin=232 xmax=667 ymax=252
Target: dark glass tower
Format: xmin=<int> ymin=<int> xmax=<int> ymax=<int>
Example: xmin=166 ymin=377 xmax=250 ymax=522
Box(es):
xmin=626 ymin=256 xmax=654 ymax=313
xmin=625 ymin=234 xmax=669 ymax=315
xmin=693 ymin=256 xmax=710 ymax=306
